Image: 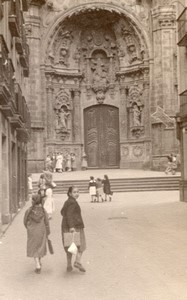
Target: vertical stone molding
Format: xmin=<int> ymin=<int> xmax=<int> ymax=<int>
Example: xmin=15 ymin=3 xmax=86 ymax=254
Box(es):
xmin=46 ymin=84 xmax=54 ymax=140
xmin=72 ymin=88 xmax=81 ymax=143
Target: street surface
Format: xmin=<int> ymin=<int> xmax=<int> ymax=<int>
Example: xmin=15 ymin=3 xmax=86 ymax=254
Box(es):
xmin=1 ymin=191 xmax=187 ymax=300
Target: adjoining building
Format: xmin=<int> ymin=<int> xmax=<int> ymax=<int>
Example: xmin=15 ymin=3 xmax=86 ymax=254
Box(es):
xmin=177 ymin=0 xmax=187 ymax=201
xmin=25 ymin=0 xmax=179 ymax=172
xmin=0 ymin=0 xmax=30 ymax=233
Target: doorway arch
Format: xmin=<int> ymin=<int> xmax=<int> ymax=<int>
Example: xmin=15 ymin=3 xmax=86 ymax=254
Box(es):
xmin=84 ymin=105 xmax=120 ymax=168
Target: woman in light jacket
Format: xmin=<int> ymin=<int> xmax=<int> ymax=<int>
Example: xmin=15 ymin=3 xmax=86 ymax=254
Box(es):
xmin=24 ymin=194 xmax=50 ymax=274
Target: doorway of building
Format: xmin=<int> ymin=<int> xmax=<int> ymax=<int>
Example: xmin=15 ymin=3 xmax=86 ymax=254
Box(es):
xmin=84 ymin=105 xmax=120 ymax=168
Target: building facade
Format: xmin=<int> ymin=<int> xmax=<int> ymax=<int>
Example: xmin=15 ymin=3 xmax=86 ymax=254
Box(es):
xmin=176 ymin=0 xmax=187 ymax=201
xmin=26 ymin=0 xmax=179 ymax=172
xmin=0 ymin=0 xmax=30 ymax=233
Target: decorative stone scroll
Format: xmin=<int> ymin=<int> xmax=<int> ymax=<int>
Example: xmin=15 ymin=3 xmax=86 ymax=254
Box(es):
xmin=151 ymin=106 xmax=175 ymax=129
xmin=54 ymin=89 xmax=72 ymax=140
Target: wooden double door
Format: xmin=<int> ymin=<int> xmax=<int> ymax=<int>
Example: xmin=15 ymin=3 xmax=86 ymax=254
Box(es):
xmin=84 ymin=105 xmax=120 ymax=168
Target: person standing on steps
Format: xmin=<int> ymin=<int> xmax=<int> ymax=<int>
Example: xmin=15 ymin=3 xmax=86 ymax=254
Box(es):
xmin=24 ymin=194 xmax=50 ymax=274
xmin=61 ymin=186 xmax=86 ymax=273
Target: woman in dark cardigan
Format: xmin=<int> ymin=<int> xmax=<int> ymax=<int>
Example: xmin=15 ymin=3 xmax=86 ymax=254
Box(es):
xmin=102 ymin=174 xmax=112 ymax=202
xmin=61 ymin=186 xmax=86 ymax=272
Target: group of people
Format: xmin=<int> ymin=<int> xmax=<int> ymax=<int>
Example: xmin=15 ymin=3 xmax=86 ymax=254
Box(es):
xmin=165 ymin=153 xmax=180 ymax=175
xmin=24 ymin=182 xmax=86 ymax=274
xmin=88 ymin=175 xmax=113 ymax=203
xmin=45 ymin=152 xmax=77 ymax=173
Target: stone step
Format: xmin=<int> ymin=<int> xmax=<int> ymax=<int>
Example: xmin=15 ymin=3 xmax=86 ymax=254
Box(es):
xmin=32 ymin=176 xmax=180 ymax=194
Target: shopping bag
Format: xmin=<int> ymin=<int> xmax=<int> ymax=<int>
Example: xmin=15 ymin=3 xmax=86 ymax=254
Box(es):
xmin=63 ymin=231 xmax=81 ymax=247
xmin=47 ymin=239 xmax=54 ymax=254
xmin=68 ymin=242 xmax=78 ymax=255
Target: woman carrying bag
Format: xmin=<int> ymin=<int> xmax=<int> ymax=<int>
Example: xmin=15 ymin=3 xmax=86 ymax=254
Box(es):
xmin=61 ymin=186 xmax=86 ymax=273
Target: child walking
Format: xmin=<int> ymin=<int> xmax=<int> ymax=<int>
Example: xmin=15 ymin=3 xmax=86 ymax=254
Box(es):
xmin=96 ymin=178 xmax=104 ymax=202
xmin=24 ymin=194 xmax=50 ymax=274
xmin=61 ymin=186 xmax=86 ymax=273
xmin=88 ymin=176 xmax=97 ymax=202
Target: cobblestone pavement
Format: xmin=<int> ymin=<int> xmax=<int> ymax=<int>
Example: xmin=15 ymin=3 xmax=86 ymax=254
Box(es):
xmin=1 ymin=191 xmax=187 ymax=300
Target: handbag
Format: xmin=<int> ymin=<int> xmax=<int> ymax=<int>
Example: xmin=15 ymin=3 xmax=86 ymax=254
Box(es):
xmin=68 ymin=242 xmax=78 ymax=255
xmin=47 ymin=238 xmax=54 ymax=254
xmin=63 ymin=231 xmax=81 ymax=247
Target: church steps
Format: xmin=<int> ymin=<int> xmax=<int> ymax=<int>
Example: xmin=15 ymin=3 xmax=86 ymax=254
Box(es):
xmin=32 ymin=176 xmax=180 ymax=194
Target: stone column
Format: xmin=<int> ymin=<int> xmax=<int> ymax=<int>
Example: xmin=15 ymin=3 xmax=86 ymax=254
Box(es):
xmin=119 ymin=83 xmax=128 ymax=141
xmin=25 ymin=2 xmax=45 ymax=172
xmin=151 ymin=5 xmax=177 ymax=115
xmin=73 ymin=88 xmax=81 ymax=143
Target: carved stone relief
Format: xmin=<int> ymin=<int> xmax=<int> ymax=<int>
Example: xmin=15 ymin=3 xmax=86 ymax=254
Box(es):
xmin=47 ymin=28 xmax=73 ymax=66
xmin=54 ymin=89 xmax=72 ymax=140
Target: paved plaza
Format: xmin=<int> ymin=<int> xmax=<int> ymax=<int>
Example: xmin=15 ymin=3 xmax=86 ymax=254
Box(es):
xmin=1 ymin=190 xmax=187 ymax=300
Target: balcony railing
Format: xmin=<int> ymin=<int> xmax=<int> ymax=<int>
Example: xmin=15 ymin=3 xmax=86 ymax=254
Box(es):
xmin=177 ymin=8 xmax=187 ymax=46
xmin=14 ymin=83 xmax=31 ymax=131
xmin=9 ymin=0 xmax=20 ymax=37
xmin=22 ymin=0 xmax=29 ymax=11
xmin=0 ymin=0 xmax=3 ymax=20
xmin=179 ymin=90 xmax=187 ymax=117
xmin=0 ymin=35 xmax=11 ymax=105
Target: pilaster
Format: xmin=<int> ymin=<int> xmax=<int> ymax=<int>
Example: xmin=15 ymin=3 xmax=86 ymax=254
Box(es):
xmin=151 ymin=5 xmax=177 ymax=115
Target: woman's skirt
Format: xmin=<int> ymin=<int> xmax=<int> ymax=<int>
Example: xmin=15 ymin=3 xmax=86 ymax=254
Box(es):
xmin=62 ymin=228 xmax=86 ymax=253
xmin=97 ymin=187 xmax=104 ymax=196
xmin=89 ymin=186 xmax=96 ymax=196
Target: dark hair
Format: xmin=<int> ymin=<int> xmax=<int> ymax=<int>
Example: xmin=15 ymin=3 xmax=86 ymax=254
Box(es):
xmin=90 ymin=176 xmax=94 ymax=180
xmin=32 ymin=194 xmax=43 ymax=205
xmin=67 ymin=186 xmax=78 ymax=197
xmin=104 ymin=174 xmax=109 ymax=180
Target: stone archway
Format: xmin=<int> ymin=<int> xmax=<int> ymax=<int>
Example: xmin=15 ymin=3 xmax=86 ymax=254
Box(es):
xmin=41 ymin=4 xmax=151 ymax=169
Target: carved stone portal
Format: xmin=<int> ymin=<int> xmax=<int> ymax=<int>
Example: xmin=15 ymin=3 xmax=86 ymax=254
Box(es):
xmin=54 ymin=89 xmax=72 ymax=140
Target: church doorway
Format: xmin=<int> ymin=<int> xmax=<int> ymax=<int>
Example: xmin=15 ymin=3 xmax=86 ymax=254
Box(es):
xmin=84 ymin=105 xmax=120 ymax=168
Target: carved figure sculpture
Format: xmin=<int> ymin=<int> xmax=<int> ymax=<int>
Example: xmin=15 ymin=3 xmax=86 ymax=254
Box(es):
xmin=133 ymin=104 xmax=141 ymax=126
xmin=59 ymin=107 xmax=70 ymax=129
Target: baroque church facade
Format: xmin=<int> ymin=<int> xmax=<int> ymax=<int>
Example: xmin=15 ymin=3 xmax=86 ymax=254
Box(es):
xmin=26 ymin=0 xmax=179 ymax=172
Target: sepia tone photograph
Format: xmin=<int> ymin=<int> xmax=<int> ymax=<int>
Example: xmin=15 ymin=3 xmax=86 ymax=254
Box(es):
xmin=0 ymin=0 xmax=187 ymax=299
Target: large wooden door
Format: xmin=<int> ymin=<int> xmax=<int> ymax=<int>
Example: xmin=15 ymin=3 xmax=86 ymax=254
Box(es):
xmin=84 ymin=105 xmax=120 ymax=168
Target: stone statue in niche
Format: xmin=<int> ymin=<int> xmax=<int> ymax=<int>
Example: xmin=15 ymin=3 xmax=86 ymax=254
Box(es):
xmin=91 ymin=57 xmax=109 ymax=86
xmin=133 ymin=103 xmax=142 ymax=126
xmin=54 ymin=90 xmax=72 ymax=140
xmin=58 ymin=107 xmax=70 ymax=129
xmin=126 ymin=83 xmax=144 ymax=138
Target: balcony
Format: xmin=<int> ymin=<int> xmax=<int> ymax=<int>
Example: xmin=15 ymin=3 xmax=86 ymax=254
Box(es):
xmin=22 ymin=0 xmax=29 ymax=11
xmin=0 ymin=0 xmax=3 ymax=20
xmin=14 ymin=84 xmax=31 ymax=134
xmin=9 ymin=0 xmax=20 ymax=37
xmin=20 ymin=43 xmax=29 ymax=68
xmin=179 ymin=90 xmax=187 ymax=118
xmin=0 ymin=35 xmax=11 ymax=105
xmin=177 ymin=8 xmax=187 ymax=46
